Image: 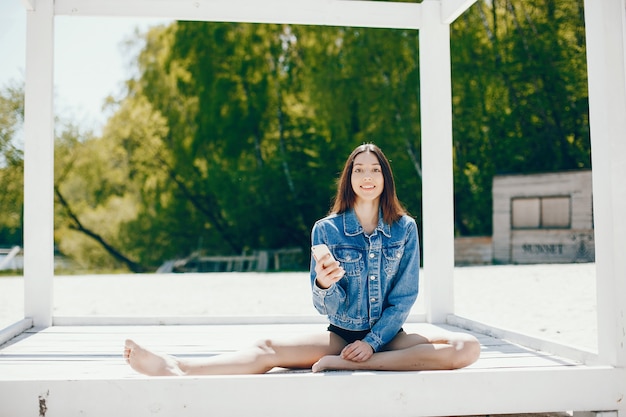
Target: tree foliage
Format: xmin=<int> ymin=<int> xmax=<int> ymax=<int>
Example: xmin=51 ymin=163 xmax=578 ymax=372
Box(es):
xmin=0 ymin=81 xmax=24 ymax=247
xmin=0 ymin=0 xmax=591 ymax=271
xmin=450 ymin=0 xmax=590 ymax=235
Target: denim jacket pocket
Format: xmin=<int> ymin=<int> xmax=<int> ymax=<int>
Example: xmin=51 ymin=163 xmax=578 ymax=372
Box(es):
xmin=333 ymin=247 xmax=363 ymax=277
xmin=383 ymin=244 xmax=405 ymax=276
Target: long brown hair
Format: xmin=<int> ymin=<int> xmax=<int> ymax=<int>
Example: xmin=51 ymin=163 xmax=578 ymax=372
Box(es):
xmin=331 ymin=144 xmax=406 ymax=225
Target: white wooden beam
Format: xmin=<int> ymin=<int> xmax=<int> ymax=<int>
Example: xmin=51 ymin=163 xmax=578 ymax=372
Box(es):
xmin=53 ymin=0 xmax=423 ymax=29
xmin=583 ymin=0 xmax=626 ymax=373
xmin=420 ymin=0 xmax=455 ymax=323
xmin=0 ymin=367 xmax=621 ymax=417
xmin=21 ymin=0 xmax=35 ymax=11
xmin=441 ymin=0 xmax=477 ymax=24
xmin=23 ymin=0 xmax=55 ymax=329
xmin=0 ymin=319 xmax=32 ymax=346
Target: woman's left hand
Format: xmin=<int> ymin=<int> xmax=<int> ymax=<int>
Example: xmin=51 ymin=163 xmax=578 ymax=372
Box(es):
xmin=340 ymin=340 xmax=374 ymax=362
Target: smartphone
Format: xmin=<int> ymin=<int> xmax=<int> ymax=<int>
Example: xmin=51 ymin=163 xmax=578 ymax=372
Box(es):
xmin=311 ymin=244 xmax=335 ymax=263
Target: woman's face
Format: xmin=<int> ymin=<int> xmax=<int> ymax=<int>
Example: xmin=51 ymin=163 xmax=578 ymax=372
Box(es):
xmin=350 ymin=151 xmax=384 ymax=204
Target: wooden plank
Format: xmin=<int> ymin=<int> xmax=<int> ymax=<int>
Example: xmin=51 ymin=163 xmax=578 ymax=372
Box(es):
xmin=0 ymin=366 xmax=620 ymax=417
xmin=0 ymin=318 xmax=32 ymax=346
xmin=0 ymin=246 xmax=21 ymax=270
xmin=447 ymin=316 xmax=599 ymax=365
xmin=420 ymin=0 xmax=455 ymax=323
xmin=583 ymin=0 xmax=626 ymax=372
xmin=454 ymin=236 xmax=493 ymax=265
xmin=1 ymin=323 xmax=619 ymax=416
xmin=510 ymin=229 xmax=595 ymax=264
xmin=0 ymin=323 xmax=583 ymax=379
xmin=53 ymin=315 xmax=327 ymax=326
xmin=53 ymin=0 xmax=423 ymax=29
xmin=23 ymin=0 xmax=55 ymax=329
xmin=49 ymin=312 xmax=429 ymax=326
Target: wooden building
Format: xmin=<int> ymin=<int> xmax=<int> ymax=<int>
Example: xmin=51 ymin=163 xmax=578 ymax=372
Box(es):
xmin=493 ymin=170 xmax=595 ymax=264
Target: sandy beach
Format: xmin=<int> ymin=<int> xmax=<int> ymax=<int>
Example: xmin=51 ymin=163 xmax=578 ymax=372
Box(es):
xmin=0 ymin=263 xmax=597 ymax=351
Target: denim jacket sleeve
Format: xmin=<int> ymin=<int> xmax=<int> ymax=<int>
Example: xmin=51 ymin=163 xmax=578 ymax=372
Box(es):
xmin=362 ymin=220 xmax=420 ymax=351
xmin=309 ymin=221 xmax=345 ymax=315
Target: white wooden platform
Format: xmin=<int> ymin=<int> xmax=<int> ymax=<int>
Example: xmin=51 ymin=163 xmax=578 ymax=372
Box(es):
xmin=0 ymin=321 xmax=621 ymax=417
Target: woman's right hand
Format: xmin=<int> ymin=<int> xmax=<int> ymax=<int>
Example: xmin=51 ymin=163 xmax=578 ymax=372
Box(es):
xmin=314 ymin=254 xmax=345 ymax=289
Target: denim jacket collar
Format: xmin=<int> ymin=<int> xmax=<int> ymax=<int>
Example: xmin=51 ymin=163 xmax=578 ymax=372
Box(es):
xmin=342 ymin=208 xmax=391 ymax=238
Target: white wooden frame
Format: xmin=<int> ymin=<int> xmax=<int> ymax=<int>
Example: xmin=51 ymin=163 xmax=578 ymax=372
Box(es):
xmin=9 ymin=0 xmax=626 ymax=415
xmin=20 ymin=0 xmax=470 ymax=329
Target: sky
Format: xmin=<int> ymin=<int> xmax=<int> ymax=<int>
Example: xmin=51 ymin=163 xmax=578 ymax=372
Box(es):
xmin=0 ymin=1 xmax=171 ymax=135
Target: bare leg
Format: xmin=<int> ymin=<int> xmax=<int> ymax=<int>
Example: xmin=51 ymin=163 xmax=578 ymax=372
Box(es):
xmin=124 ymin=332 xmax=346 ymax=376
xmin=312 ymin=329 xmax=480 ymax=372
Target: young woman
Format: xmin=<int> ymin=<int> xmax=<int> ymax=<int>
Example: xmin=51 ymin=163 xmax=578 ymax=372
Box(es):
xmin=124 ymin=144 xmax=480 ymax=376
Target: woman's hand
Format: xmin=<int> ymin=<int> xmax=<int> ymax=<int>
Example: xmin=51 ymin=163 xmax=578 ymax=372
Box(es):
xmin=314 ymin=254 xmax=345 ymax=289
xmin=340 ymin=340 xmax=374 ymax=362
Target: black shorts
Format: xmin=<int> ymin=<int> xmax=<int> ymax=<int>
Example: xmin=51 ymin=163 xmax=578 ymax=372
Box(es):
xmin=327 ymin=324 xmax=404 ymax=345
xmin=327 ymin=324 xmax=371 ymax=344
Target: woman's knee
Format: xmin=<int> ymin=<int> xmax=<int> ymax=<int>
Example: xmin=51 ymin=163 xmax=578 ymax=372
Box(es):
xmin=449 ymin=333 xmax=481 ymax=369
xmin=253 ymin=338 xmax=281 ymax=360
xmin=250 ymin=339 xmax=278 ymax=367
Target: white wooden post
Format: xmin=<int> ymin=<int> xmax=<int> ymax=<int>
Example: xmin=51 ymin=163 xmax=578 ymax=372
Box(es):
xmin=23 ymin=0 xmax=55 ymax=328
xmin=583 ymin=0 xmax=626 ymax=372
xmin=420 ymin=0 xmax=455 ymax=323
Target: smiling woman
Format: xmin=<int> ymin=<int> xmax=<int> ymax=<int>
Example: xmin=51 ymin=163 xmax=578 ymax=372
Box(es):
xmin=351 ymin=151 xmax=384 ymax=207
xmin=332 ymin=143 xmax=404 ymax=227
xmin=124 ymin=143 xmax=481 ymax=375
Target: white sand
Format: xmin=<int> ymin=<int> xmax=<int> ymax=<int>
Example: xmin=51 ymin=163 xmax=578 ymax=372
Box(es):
xmin=0 ymin=263 xmax=597 ymax=350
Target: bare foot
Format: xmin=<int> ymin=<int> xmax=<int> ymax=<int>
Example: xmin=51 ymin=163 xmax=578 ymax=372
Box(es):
xmin=312 ymin=355 xmax=354 ymax=372
xmin=124 ymin=339 xmax=185 ymax=376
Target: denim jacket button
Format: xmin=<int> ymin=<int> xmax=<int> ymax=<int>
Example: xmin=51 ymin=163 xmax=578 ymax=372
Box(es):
xmin=370 ymin=275 xmax=376 ymax=280
xmin=369 ymin=253 xmax=375 ymax=258
xmin=370 ymin=298 xmax=376 ymax=302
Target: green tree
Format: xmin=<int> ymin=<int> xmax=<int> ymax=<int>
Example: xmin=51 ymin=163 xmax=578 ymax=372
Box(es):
xmin=54 ymin=122 xmax=148 ymax=272
xmin=450 ymin=0 xmax=589 ymax=235
xmin=47 ymin=0 xmax=592 ymax=270
xmin=0 ymin=81 xmax=24 ymax=247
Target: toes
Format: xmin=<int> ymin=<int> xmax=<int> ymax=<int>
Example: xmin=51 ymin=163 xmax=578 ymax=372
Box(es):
xmin=124 ymin=339 xmax=139 ymax=363
xmin=125 ymin=339 xmax=138 ymax=349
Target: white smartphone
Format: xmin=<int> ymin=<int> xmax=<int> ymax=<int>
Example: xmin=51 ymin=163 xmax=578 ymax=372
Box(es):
xmin=311 ymin=244 xmax=335 ymax=262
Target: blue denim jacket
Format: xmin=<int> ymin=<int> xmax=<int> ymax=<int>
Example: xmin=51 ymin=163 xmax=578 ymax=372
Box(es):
xmin=310 ymin=209 xmax=420 ymax=352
